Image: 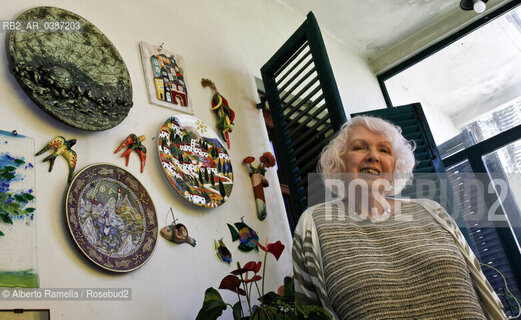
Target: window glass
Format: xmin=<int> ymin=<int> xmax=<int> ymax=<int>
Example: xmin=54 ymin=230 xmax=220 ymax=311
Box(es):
xmin=384 ymin=5 xmax=521 ymax=146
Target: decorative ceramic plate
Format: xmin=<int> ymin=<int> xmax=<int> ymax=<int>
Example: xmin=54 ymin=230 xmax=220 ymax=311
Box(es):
xmin=7 ymin=7 xmax=133 ymax=131
xmin=158 ymin=115 xmax=233 ymax=208
xmin=66 ymin=164 xmax=157 ymax=272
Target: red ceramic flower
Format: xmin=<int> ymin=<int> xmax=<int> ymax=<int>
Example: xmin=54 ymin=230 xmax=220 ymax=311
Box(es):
xmin=259 ymin=152 xmax=276 ymax=168
xmin=219 ymin=275 xmax=246 ymax=296
xmin=254 ymin=240 xmax=285 ymax=261
xmin=243 ymin=261 xmax=262 ymax=274
xmin=231 ymin=261 xmax=262 ymax=275
xmin=243 ymin=156 xmax=255 ymax=164
xmin=242 ymin=275 xmax=262 ymax=284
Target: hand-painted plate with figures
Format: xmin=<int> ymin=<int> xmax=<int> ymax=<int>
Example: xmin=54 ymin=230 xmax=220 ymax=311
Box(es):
xmin=158 ymin=114 xmax=233 ymax=208
xmin=65 ymin=163 xmax=157 ymax=272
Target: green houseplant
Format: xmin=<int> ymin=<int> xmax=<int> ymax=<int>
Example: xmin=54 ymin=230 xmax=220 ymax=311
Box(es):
xmin=196 ymin=240 xmax=332 ymax=320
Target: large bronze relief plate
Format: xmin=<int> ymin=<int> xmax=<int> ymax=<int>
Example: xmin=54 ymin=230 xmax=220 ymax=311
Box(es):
xmin=7 ymin=6 xmax=133 ymax=131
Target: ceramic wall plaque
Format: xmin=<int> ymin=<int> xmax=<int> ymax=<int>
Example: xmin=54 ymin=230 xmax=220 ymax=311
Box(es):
xmin=139 ymin=41 xmax=193 ymax=114
xmin=66 ymin=164 xmax=157 ymax=272
xmin=158 ymin=115 xmax=233 ymax=208
xmin=7 ymin=7 xmax=133 ymax=131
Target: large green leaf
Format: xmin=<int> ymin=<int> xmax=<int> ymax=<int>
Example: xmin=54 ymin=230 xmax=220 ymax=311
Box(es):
xmin=3 ymin=166 xmax=16 ymax=172
xmin=250 ymin=306 xmax=278 ymax=320
xmin=0 ymin=230 xmax=4 ymax=236
xmin=232 ymin=301 xmax=242 ymax=320
xmin=195 ymin=287 xmax=228 ymax=320
xmin=259 ymin=291 xmax=279 ymax=306
xmin=295 ymin=300 xmax=332 ymax=320
xmin=283 ymin=276 xmax=294 ymax=299
xmin=14 ymin=159 xmax=25 ymax=165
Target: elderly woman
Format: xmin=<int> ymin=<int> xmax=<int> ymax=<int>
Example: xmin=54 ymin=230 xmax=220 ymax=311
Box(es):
xmin=292 ymin=116 xmax=506 ymax=320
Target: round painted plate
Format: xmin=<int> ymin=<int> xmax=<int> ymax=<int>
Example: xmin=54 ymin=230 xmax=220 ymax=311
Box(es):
xmin=7 ymin=7 xmax=133 ymax=131
xmin=158 ymin=115 xmax=233 ymax=208
xmin=66 ymin=164 xmax=157 ymax=272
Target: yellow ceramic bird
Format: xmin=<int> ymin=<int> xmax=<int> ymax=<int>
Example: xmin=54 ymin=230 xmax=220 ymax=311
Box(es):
xmin=35 ymin=136 xmax=77 ymax=183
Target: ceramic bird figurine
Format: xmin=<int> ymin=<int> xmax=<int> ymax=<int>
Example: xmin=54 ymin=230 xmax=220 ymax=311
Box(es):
xmin=160 ymin=208 xmax=196 ymax=247
xmin=35 ymin=136 xmax=77 ymax=183
xmin=201 ymin=78 xmax=235 ymax=149
xmin=227 ymin=217 xmax=259 ymax=252
xmin=214 ymin=239 xmax=232 ymax=264
xmin=114 ymin=134 xmax=147 ymax=173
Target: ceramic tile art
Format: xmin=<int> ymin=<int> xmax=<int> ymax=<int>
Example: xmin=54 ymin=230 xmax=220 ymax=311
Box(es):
xmin=140 ymin=41 xmax=193 ymax=114
xmin=0 ymin=131 xmax=38 ymax=288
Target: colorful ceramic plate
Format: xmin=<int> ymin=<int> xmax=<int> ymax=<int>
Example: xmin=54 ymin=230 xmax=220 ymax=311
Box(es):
xmin=7 ymin=7 xmax=133 ymax=131
xmin=66 ymin=164 xmax=157 ymax=272
xmin=158 ymin=115 xmax=233 ymax=208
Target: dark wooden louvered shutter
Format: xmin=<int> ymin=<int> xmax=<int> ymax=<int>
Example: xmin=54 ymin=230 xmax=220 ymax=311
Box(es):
xmin=261 ymin=12 xmax=346 ymax=226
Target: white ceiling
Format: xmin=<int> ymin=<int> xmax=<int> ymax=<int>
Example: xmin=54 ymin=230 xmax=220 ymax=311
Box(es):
xmin=278 ymin=0 xmax=521 ymax=145
xmin=279 ymin=0 xmax=459 ymax=60
xmin=278 ymin=0 xmax=513 ymax=72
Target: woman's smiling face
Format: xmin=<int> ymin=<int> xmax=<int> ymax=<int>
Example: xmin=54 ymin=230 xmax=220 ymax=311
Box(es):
xmin=342 ymin=125 xmax=395 ymax=185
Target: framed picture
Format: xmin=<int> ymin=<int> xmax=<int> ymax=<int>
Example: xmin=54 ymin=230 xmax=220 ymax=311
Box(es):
xmin=139 ymin=41 xmax=193 ymax=114
xmin=0 ymin=130 xmax=39 ymax=288
xmin=0 ymin=309 xmax=50 ymax=320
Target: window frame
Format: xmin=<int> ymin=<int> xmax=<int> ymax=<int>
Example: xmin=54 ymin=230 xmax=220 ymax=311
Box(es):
xmin=376 ymin=1 xmax=521 ymax=311
xmin=377 ymin=0 xmax=521 ymax=108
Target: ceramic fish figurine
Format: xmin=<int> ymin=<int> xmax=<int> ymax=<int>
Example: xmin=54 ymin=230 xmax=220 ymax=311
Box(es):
xmin=35 ymin=136 xmax=77 ymax=183
xmin=115 ymin=134 xmax=147 ymax=173
xmin=160 ymin=223 xmax=196 ymax=247
xmin=201 ymin=78 xmax=235 ymax=149
xmin=160 ymin=208 xmax=196 ymax=247
xmin=227 ymin=217 xmax=259 ymax=252
xmin=214 ymin=239 xmax=232 ymax=264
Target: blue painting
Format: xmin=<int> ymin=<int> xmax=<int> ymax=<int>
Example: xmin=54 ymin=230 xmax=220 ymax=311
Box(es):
xmin=0 ymin=131 xmax=38 ymax=288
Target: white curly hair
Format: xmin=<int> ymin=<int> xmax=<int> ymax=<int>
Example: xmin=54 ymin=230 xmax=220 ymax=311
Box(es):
xmin=318 ymin=115 xmax=416 ymax=195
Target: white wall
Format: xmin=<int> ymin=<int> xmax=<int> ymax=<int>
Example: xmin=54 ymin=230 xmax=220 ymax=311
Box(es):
xmin=322 ymin=36 xmax=387 ymax=115
xmin=384 ymin=70 xmax=461 ymax=145
xmin=0 ymin=1 xmax=384 ymax=319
